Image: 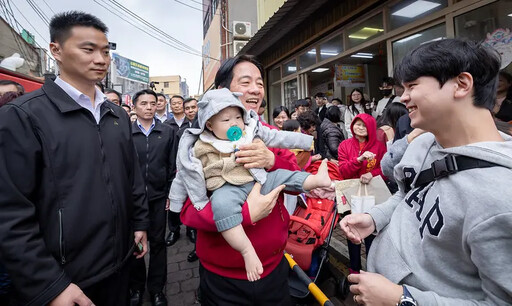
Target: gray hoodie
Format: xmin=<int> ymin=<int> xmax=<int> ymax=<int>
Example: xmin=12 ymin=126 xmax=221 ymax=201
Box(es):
xmin=368 ymin=132 xmax=512 ymax=305
xmin=169 ymin=88 xmax=313 ymax=212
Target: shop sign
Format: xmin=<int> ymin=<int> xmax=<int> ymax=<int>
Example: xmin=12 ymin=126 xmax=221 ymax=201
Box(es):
xmin=335 ymin=64 xmax=365 ymax=87
xmin=112 ymin=53 xmax=150 ymax=84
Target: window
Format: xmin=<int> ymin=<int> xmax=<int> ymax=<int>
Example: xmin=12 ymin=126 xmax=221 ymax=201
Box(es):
xmin=392 ymin=23 xmax=446 ymax=66
xmin=269 ymin=83 xmax=282 ymax=113
xmin=389 ymin=0 xmax=447 ymax=30
xmin=283 ymin=59 xmax=297 ymax=77
xmin=455 ymin=1 xmax=512 ymax=43
xmin=319 ymin=36 xmax=343 ymax=61
xmin=269 ymin=66 xmax=281 ymax=84
xmin=164 ymin=82 xmax=169 ymax=88
xmin=299 ymin=49 xmax=317 ymax=70
xmin=284 ymin=79 xmax=298 ymax=109
xmin=346 ymin=14 xmax=384 ymax=49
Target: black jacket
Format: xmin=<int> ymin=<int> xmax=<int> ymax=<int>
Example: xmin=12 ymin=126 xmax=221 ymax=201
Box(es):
xmin=0 ymin=79 xmax=149 ymax=305
xmin=319 ymin=118 xmax=345 ymax=160
xmin=132 ymin=120 xmax=177 ymax=201
xmin=393 ymin=114 xmax=414 ymax=142
xmin=316 ymin=106 xmax=327 ymax=121
xmin=176 ymin=118 xmax=192 ymax=139
xmin=163 ymin=116 xmax=185 ymax=135
xmin=496 ymin=98 xmax=512 ymax=122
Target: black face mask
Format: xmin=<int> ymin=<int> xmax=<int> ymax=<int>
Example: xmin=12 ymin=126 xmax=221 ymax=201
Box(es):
xmin=381 ymin=89 xmax=393 ymax=96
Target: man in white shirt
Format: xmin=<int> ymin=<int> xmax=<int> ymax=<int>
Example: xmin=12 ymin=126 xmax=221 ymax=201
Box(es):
xmin=155 ymin=93 xmax=170 ymax=123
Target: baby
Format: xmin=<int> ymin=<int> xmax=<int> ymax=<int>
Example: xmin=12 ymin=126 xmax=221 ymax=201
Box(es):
xmin=169 ymin=88 xmax=331 ymax=281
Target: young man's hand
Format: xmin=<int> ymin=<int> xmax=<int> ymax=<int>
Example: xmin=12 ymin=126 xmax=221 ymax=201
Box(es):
xmin=339 ymin=213 xmax=375 ymax=244
xmin=49 ymin=283 xmax=94 ymax=306
xmin=348 ymin=271 xmax=402 ymax=305
xmin=236 ymin=139 xmax=275 ymax=170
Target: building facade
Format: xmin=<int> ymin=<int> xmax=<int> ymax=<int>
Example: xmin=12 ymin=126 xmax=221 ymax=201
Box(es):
xmin=202 ymin=0 xmax=262 ymax=90
xmin=150 ymin=75 xmax=189 ymax=98
xmin=238 ymin=0 xmax=512 ymax=119
xmin=0 ymin=17 xmax=50 ymax=79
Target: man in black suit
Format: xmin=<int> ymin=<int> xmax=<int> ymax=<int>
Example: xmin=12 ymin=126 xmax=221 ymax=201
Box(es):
xmin=314 ymin=92 xmax=328 ymax=121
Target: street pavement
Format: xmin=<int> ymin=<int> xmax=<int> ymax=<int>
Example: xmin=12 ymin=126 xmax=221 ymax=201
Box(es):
xmin=140 ymin=226 xmax=357 ymax=306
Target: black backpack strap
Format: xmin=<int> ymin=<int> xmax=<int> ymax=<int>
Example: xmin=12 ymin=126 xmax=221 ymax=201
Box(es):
xmin=414 ymin=155 xmax=501 ymax=188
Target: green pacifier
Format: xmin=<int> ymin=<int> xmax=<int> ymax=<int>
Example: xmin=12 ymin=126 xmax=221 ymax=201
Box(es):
xmin=227 ymin=126 xmax=243 ymax=141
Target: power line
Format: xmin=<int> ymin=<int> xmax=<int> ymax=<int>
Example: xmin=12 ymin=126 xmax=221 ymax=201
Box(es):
xmin=25 ymin=0 xmax=50 ymax=25
xmin=108 ymin=0 xmax=202 ymax=55
xmin=95 ymin=0 xmax=201 ymax=56
xmin=9 ymin=0 xmax=50 ymax=46
xmin=2 ymin=0 xmax=54 ymax=62
xmin=174 ymin=0 xmax=202 ymax=12
xmin=94 ymin=0 xmax=217 ymax=61
xmin=189 ymin=0 xmax=209 ymax=8
xmin=0 ymin=9 xmax=41 ymax=76
xmin=94 ymin=0 xmax=218 ymax=61
xmin=0 ymin=0 xmax=33 ymax=62
xmin=176 ymin=0 xmax=220 ymax=15
xmin=41 ymin=0 xmax=55 ymax=15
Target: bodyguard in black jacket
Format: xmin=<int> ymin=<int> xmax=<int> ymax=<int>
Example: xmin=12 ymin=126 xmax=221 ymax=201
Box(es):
xmin=0 ymin=12 xmax=149 ymax=306
xmin=132 ymin=120 xmax=177 ymax=202
xmin=129 ymin=89 xmax=177 ymax=305
xmin=0 ymin=79 xmax=149 ymax=305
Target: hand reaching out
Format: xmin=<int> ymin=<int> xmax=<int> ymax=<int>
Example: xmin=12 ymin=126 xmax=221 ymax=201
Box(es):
xmin=339 ymin=213 xmax=375 ymax=244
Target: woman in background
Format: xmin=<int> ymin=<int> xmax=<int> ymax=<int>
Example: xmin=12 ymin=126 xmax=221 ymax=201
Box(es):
xmin=319 ymin=106 xmax=344 ymax=160
xmin=338 ymin=113 xmax=386 ymax=274
xmin=376 ymin=102 xmax=408 ymax=148
xmin=344 ymin=89 xmax=372 ymax=138
xmin=272 ymin=106 xmax=290 ymax=130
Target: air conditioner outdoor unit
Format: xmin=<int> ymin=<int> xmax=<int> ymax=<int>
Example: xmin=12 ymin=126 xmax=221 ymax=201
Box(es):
xmin=233 ymin=40 xmax=248 ymax=56
xmin=233 ymin=21 xmax=252 ymax=39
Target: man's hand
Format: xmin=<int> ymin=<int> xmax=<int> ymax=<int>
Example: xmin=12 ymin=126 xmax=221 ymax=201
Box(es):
xmin=360 ymin=172 xmax=373 ymax=184
xmin=165 ymin=198 xmax=170 ymax=211
xmin=339 ymin=213 xmax=375 ymax=244
xmin=348 ymin=271 xmax=402 ymax=305
xmin=247 ymin=183 xmax=285 ymax=223
xmin=133 ymin=231 xmax=148 ymax=259
xmin=236 ymin=139 xmax=275 ymax=170
xmin=49 ymin=283 xmax=94 ymax=306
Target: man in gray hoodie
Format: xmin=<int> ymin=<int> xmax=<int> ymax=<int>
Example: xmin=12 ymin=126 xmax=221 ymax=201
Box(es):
xmin=340 ymin=39 xmax=512 ymax=305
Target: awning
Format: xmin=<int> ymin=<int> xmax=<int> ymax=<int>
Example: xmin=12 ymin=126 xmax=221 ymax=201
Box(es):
xmin=239 ymin=0 xmax=329 ymax=57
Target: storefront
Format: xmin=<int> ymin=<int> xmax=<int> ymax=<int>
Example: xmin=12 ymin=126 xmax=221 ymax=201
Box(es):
xmin=240 ymin=0 xmax=512 ymax=120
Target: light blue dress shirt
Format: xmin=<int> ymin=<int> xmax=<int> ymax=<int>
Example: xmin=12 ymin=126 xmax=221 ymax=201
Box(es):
xmin=54 ymin=77 xmax=107 ymax=124
xmin=137 ymin=119 xmax=156 ymax=136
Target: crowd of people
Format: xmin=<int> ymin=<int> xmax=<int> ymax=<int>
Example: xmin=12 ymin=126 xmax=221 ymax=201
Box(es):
xmin=0 ymin=10 xmax=511 ymax=306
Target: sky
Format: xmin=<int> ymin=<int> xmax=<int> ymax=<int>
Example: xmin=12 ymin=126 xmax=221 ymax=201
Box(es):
xmin=9 ymin=0 xmax=204 ymax=94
